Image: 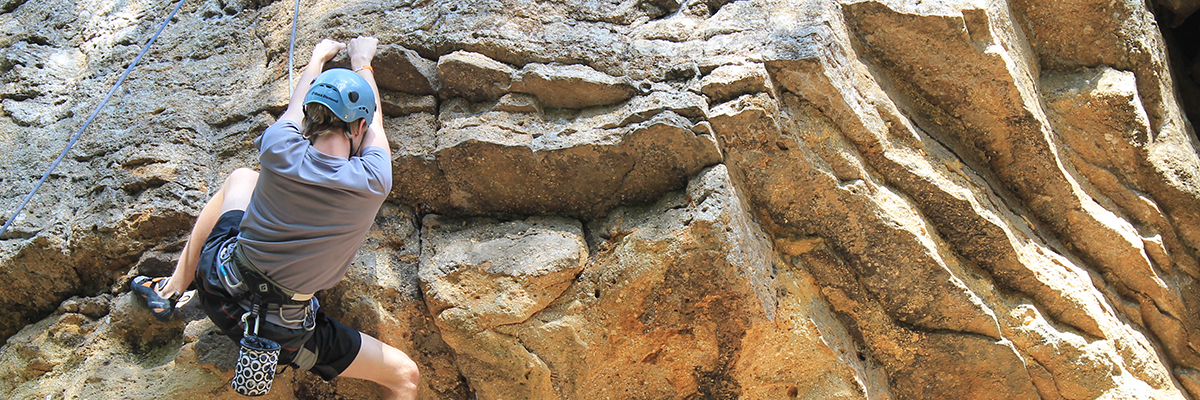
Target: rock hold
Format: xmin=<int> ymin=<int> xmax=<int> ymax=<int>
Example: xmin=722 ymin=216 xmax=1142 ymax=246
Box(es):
xmin=329 ymin=44 xmax=439 ymax=96
xmin=380 ymin=91 xmax=436 ymax=117
xmin=700 ymin=63 xmax=771 ymax=104
xmin=511 ymin=63 xmax=638 ymax=109
xmin=436 ymin=50 xmax=640 ymax=110
xmin=392 ymin=88 xmax=721 ymax=219
xmin=437 ymin=51 xmax=515 ymax=103
xmin=374 ymin=44 xmax=439 ymax=95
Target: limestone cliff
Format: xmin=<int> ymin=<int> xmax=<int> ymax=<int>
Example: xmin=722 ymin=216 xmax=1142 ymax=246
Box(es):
xmin=2 ymin=0 xmax=1200 ymax=399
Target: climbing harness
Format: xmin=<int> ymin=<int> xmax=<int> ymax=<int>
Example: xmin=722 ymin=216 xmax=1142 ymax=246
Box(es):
xmin=210 ymin=237 xmax=314 ymax=396
xmin=219 ymin=238 xmax=317 ymax=306
xmin=0 ymin=0 xmax=186 ymax=238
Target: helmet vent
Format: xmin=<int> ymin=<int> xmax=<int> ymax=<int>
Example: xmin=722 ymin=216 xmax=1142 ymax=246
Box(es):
xmin=348 ymin=91 xmax=359 ymax=103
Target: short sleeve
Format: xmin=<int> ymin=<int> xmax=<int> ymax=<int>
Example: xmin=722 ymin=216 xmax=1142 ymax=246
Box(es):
xmin=358 ymin=145 xmax=393 ymax=195
xmin=258 ymin=120 xmax=302 ymax=150
xmin=258 ymin=120 xmax=309 ymax=173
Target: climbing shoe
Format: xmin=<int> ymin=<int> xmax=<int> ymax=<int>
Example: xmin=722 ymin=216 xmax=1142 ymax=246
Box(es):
xmin=133 ymin=276 xmax=177 ymax=322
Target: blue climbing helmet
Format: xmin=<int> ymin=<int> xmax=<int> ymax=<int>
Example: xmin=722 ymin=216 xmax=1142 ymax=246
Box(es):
xmin=303 ymin=68 xmax=376 ymax=125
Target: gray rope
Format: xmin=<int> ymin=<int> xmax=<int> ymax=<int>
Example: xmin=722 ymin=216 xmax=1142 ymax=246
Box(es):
xmin=0 ymin=0 xmax=188 ymax=238
xmin=288 ymin=0 xmax=300 ymax=95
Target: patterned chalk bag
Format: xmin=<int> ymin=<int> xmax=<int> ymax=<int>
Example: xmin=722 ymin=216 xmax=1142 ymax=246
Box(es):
xmin=231 ymin=335 xmax=281 ymax=396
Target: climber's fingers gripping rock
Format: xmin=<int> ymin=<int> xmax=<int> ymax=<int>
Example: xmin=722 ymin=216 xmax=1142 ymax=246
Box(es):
xmin=310 ymin=38 xmax=345 ymax=64
xmin=348 ymin=36 xmax=378 ymax=67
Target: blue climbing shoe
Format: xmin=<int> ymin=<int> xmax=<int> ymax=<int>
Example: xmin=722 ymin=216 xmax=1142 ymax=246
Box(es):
xmin=132 ymin=276 xmax=176 ymax=322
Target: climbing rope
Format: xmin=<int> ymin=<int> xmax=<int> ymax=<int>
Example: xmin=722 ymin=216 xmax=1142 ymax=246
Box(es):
xmin=288 ymin=0 xmax=300 ymax=95
xmin=0 ymin=0 xmax=187 ymax=238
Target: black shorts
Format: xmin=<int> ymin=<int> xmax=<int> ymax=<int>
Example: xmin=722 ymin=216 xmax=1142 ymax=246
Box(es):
xmin=194 ymin=210 xmax=362 ymax=380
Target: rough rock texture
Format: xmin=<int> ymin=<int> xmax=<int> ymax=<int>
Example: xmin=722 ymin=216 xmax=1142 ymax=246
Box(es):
xmin=2 ymin=0 xmax=1200 ymax=399
xmin=419 ymin=216 xmax=588 ymax=400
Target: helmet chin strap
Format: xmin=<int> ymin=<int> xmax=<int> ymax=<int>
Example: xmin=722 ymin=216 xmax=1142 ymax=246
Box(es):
xmin=347 ymin=131 xmax=359 ymax=159
xmin=347 ymin=121 xmax=364 ymax=158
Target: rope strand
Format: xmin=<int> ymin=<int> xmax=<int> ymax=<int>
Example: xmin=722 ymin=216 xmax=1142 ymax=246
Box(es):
xmin=288 ymin=0 xmax=300 ymax=95
xmin=0 ymin=0 xmax=188 ymax=238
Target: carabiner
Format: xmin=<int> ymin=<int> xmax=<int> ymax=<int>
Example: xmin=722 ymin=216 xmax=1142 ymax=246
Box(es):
xmin=241 ymin=311 xmax=253 ymax=337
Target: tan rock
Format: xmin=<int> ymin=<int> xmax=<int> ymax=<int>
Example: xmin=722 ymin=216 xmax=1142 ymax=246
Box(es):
xmin=1042 ymin=66 xmax=1200 ymax=279
xmin=320 ymin=203 xmax=471 ymax=399
xmin=752 ymin=1 xmax=1189 ymax=398
xmin=1011 ymin=0 xmax=1200 ymax=257
xmin=380 ymin=91 xmax=436 ymax=117
xmin=420 ymin=216 xmax=587 ymax=400
xmin=504 ymin=165 xmax=883 ymax=399
xmin=391 ymin=91 xmax=721 ymax=218
xmin=373 ymin=44 xmax=439 ymax=95
xmin=0 ymin=235 xmax=77 ymax=341
xmin=494 ymin=93 xmax=543 ymax=114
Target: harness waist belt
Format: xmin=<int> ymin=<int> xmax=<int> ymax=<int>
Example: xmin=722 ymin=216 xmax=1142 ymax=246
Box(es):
xmin=231 ymin=242 xmax=314 ymax=302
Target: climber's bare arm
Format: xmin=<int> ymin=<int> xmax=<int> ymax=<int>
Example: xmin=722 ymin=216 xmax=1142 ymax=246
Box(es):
xmin=347 ymin=36 xmax=390 ymax=157
xmin=280 ymin=39 xmax=346 ymax=126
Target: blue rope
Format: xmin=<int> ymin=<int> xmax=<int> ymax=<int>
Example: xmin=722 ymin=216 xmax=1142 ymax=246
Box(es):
xmin=0 ymin=0 xmax=188 ymax=238
xmin=288 ymin=0 xmax=300 ymax=95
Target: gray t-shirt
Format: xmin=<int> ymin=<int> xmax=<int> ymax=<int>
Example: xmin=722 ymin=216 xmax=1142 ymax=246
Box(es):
xmin=238 ymin=120 xmax=392 ymax=293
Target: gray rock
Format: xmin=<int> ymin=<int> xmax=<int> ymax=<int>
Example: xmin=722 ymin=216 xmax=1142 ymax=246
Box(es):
xmin=374 ymin=44 xmax=439 ymax=95
xmin=132 ymin=249 xmax=181 ymax=278
xmin=701 ymin=63 xmax=770 ymax=104
xmin=192 ymin=328 xmax=239 ymax=372
xmin=108 ymin=293 xmax=184 ymax=350
xmin=437 ymin=51 xmax=515 ymax=103
xmin=512 ymin=63 xmax=637 ymax=109
xmin=381 ymin=91 xmax=437 ymax=117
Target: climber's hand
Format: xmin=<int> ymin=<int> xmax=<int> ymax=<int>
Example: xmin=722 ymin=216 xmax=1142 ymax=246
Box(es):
xmin=310 ymin=39 xmax=346 ymax=64
xmin=348 ymin=36 xmax=378 ymax=70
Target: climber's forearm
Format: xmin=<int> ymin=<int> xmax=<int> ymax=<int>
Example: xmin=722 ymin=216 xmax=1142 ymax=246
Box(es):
xmin=348 ymin=36 xmax=389 ymax=156
xmin=280 ymin=39 xmax=346 ymax=125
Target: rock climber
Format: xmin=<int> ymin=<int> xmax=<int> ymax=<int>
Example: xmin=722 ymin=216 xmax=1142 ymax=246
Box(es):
xmin=132 ymin=36 xmax=419 ymax=399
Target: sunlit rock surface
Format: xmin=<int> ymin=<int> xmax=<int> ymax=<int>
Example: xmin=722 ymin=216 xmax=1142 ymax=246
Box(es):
xmin=2 ymin=0 xmax=1199 ymax=398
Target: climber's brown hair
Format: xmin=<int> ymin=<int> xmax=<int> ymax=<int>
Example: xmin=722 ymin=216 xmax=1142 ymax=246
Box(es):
xmin=301 ymin=103 xmax=353 ymax=142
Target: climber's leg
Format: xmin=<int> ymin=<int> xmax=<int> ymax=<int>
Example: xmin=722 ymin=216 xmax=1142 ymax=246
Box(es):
xmin=157 ymin=167 xmax=259 ymax=298
xmin=340 ymin=332 xmax=421 ymax=400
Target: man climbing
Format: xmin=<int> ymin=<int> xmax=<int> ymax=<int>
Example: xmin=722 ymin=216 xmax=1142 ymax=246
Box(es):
xmin=132 ymin=36 xmax=419 ymax=399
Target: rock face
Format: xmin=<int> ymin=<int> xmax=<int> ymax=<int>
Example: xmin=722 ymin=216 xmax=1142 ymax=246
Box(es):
xmin=1 ymin=0 xmax=1199 ymax=399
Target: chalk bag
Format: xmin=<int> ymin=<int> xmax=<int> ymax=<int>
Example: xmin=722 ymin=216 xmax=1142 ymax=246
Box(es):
xmin=231 ymin=335 xmax=281 ymax=396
